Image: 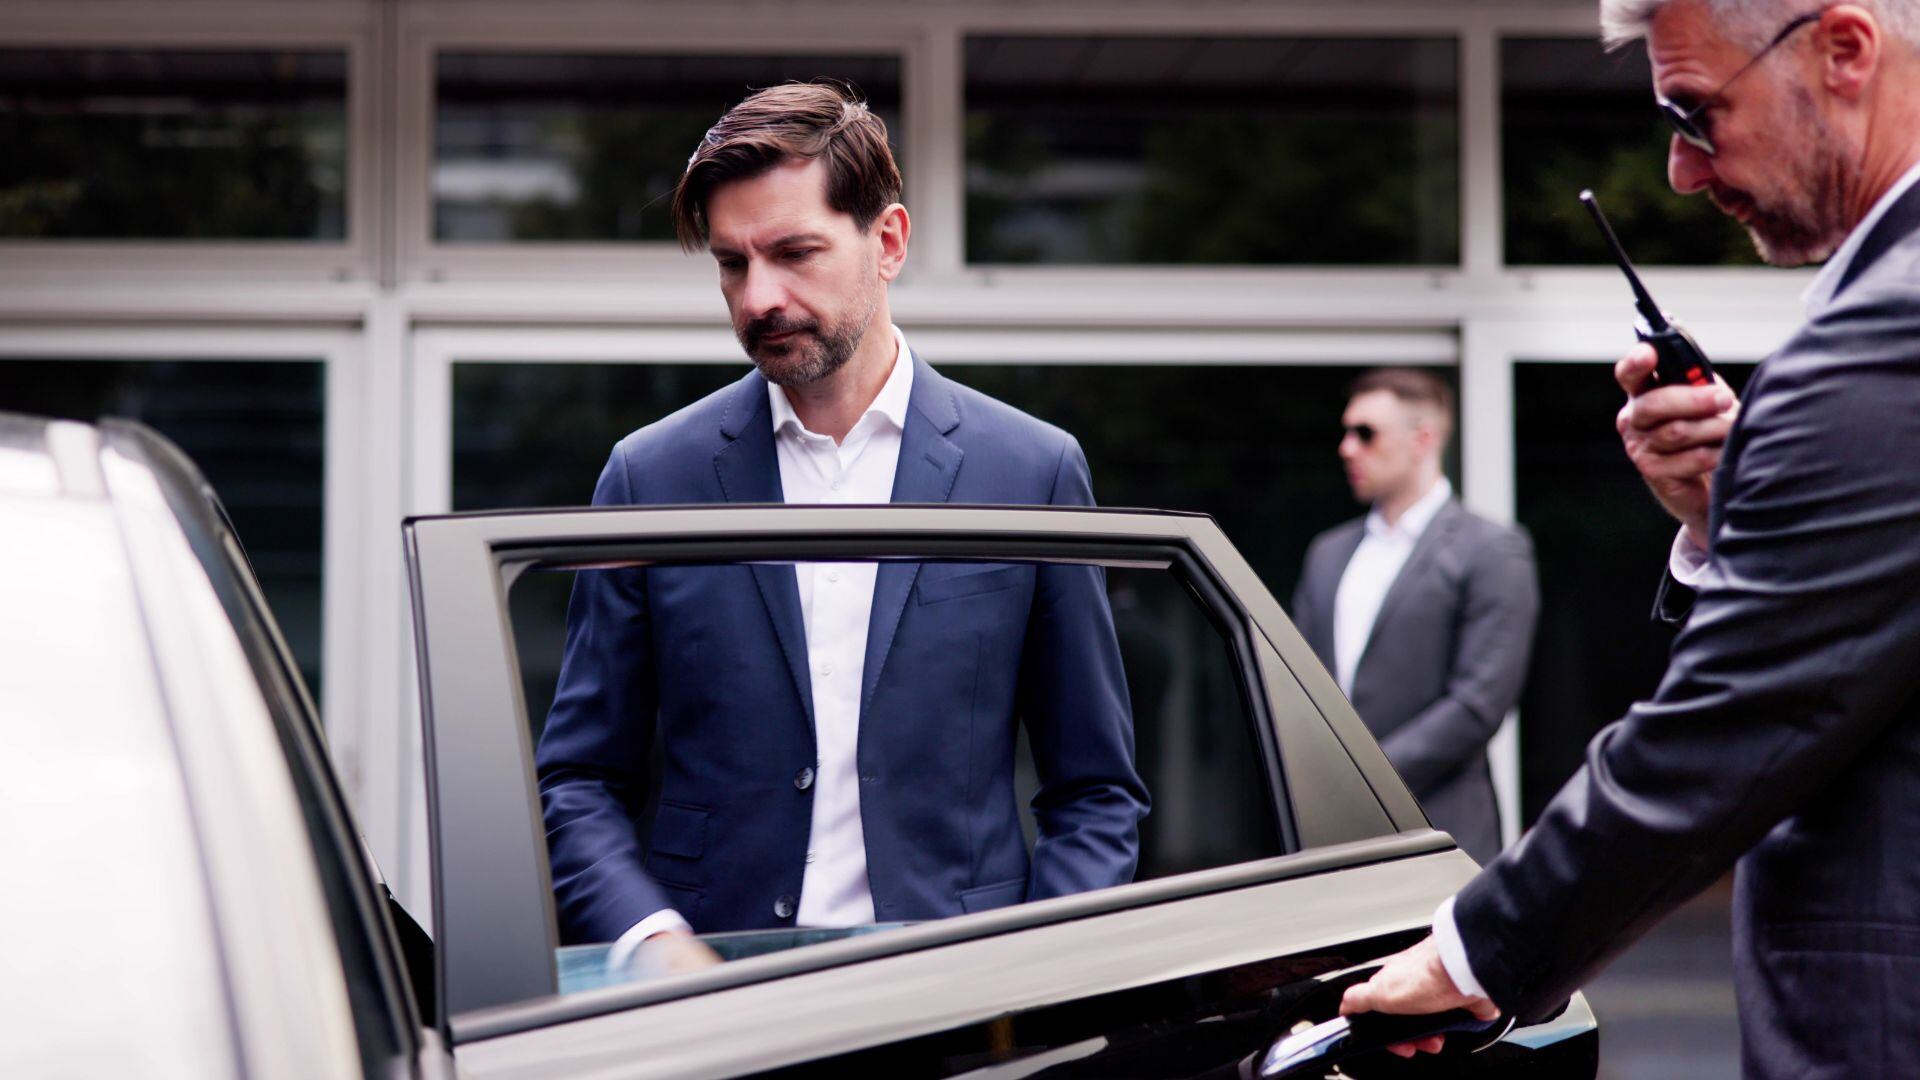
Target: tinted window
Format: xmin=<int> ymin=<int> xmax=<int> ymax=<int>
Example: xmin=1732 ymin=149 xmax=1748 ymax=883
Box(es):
xmin=964 ymin=35 xmax=1459 ymax=265
xmin=511 ymin=554 xmax=1279 ymax=991
xmin=1502 ymin=37 xmax=1758 ymax=266
xmin=433 ymin=52 xmax=901 ymax=242
xmin=0 ymin=359 xmax=326 ymax=698
xmin=0 ymin=49 xmax=347 ymax=241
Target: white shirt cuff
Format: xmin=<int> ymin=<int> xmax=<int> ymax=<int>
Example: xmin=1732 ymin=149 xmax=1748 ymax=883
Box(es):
xmin=607 ymin=908 xmax=694 ymax=972
xmin=1668 ymin=528 xmax=1710 ymax=588
xmin=1432 ymin=896 xmax=1489 ymax=1000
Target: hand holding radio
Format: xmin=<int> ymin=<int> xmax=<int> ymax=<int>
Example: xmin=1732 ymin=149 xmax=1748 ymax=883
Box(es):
xmin=1584 ymin=191 xmax=1741 ymax=549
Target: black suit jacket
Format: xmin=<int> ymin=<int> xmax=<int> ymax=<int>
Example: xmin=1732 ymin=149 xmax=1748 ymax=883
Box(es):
xmin=1292 ymin=500 xmax=1538 ymax=864
xmin=1454 ymin=178 xmax=1920 ymax=1075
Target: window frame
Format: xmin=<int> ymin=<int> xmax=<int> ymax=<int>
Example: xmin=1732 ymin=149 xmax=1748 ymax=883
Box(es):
xmin=403 ymin=504 xmax=1425 ymax=1028
xmin=0 ymin=4 xmax=377 ymax=280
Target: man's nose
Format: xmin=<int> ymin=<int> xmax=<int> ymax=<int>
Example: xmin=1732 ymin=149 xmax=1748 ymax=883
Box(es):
xmin=738 ymin=262 xmax=788 ymax=318
xmin=1668 ymin=133 xmax=1714 ymax=195
xmin=1338 ymin=433 xmax=1360 ymax=460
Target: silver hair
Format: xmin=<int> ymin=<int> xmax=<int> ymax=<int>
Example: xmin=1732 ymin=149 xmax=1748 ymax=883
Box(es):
xmin=1599 ymin=0 xmax=1920 ymax=51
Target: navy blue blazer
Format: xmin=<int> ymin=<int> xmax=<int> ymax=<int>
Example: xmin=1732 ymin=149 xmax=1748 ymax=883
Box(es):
xmin=536 ymin=354 xmax=1148 ymax=942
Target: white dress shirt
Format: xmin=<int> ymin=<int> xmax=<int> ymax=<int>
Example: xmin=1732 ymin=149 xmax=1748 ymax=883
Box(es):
xmin=1436 ymin=160 xmax=1920 ymax=1003
xmin=610 ymin=325 xmax=913 ymax=967
xmin=1332 ymin=478 xmax=1453 ymax=696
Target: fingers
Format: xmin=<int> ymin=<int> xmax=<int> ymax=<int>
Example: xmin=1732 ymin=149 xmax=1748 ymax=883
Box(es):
xmin=1614 ymin=343 xmax=1658 ymax=396
xmin=1636 ymin=413 xmax=1735 ymax=454
xmin=1617 ymin=383 xmax=1736 ymax=435
xmin=1385 ymin=1035 xmax=1448 ymax=1058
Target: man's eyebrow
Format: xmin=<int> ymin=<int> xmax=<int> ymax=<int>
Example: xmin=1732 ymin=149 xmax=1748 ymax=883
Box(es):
xmin=769 ymin=232 xmax=830 ymax=249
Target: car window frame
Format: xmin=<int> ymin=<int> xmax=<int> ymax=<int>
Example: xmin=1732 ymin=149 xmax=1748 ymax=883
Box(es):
xmin=104 ymin=419 xmax=432 ymax=1063
xmin=404 ymin=503 xmax=1427 ymax=1035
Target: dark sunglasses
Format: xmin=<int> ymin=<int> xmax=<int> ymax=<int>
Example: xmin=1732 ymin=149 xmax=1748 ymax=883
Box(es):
xmin=1342 ymin=423 xmax=1378 ymax=445
xmin=1657 ymin=11 xmax=1821 ymax=156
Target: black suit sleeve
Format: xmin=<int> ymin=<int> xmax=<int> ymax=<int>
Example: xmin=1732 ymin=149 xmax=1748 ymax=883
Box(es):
xmin=1453 ymin=294 xmax=1920 ymax=1017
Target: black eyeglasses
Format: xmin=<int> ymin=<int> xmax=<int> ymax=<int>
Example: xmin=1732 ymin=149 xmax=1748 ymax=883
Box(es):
xmin=1342 ymin=423 xmax=1377 ymax=445
xmin=1657 ymin=11 xmax=1821 ymax=156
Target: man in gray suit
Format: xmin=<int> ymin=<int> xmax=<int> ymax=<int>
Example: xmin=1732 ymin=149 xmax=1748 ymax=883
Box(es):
xmin=1344 ymin=1 xmax=1920 ymax=1071
xmin=1292 ymin=368 xmax=1538 ymax=866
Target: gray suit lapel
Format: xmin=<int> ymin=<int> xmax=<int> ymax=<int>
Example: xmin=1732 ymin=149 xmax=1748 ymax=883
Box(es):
xmin=711 ymin=372 xmax=815 ymax=729
xmin=861 ymin=353 xmax=963 ymax=720
xmin=1352 ymin=499 xmax=1462 ymax=685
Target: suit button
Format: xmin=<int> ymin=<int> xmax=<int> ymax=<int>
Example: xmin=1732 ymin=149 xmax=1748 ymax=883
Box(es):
xmin=774 ymin=895 xmax=796 ymax=919
xmin=795 ymin=766 xmax=815 ymax=790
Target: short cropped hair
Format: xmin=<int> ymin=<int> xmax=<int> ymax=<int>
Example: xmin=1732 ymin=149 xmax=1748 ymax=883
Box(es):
xmin=1599 ymin=0 xmax=1920 ymax=52
xmin=671 ymin=80 xmax=902 ymax=251
xmin=1350 ymin=368 xmax=1456 ymax=446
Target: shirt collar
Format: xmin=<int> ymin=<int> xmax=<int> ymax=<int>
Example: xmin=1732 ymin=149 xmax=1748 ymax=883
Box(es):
xmin=1365 ymin=476 xmax=1452 ymax=541
xmin=767 ymin=324 xmax=914 ymax=439
xmin=1803 ymin=157 xmax=1920 ymax=313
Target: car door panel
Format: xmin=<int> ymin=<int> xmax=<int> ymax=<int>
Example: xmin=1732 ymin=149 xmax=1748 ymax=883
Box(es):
xmin=403 ymin=506 xmax=1596 ymax=1076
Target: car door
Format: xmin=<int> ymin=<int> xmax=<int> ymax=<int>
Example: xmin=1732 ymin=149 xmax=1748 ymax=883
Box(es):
xmin=404 ymin=504 xmax=1595 ymax=1078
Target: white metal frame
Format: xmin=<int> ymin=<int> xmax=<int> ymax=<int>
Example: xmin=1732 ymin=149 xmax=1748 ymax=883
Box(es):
xmin=0 ymin=0 xmax=1828 ymax=907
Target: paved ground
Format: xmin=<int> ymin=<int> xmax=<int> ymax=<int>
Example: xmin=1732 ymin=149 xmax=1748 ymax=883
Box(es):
xmin=1584 ymin=880 xmax=1741 ymax=1078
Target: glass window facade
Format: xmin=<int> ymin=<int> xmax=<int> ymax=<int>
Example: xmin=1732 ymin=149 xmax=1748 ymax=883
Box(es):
xmin=1502 ymin=37 xmax=1759 ymax=266
xmin=964 ymin=35 xmax=1460 ymax=265
xmin=1514 ymin=360 xmax=1755 ymax=822
xmin=0 ymin=49 xmax=348 ymax=241
xmin=0 ymin=359 xmax=327 ymax=697
xmin=433 ymin=52 xmax=902 ymax=242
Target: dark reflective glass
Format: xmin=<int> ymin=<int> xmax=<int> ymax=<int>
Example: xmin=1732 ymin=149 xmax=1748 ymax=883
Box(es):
xmin=0 ymin=359 xmax=326 ymax=698
xmin=1502 ymin=38 xmax=1759 ymax=265
xmin=0 ymin=49 xmax=347 ymax=240
xmin=433 ymin=53 xmax=901 ymax=242
xmin=963 ymin=35 xmax=1460 ymax=265
xmin=1514 ymin=360 xmax=1754 ymax=822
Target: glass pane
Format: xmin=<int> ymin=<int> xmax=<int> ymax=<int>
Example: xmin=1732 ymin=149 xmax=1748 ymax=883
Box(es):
xmin=1502 ymin=38 xmax=1758 ymax=265
xmin=511 ymin=554 xmax=1276 ymax=990
xmin=0 ymin=359 xmax=326 ymax=698
xmin=1514 ymin=360 xmax=1755 ymax=822
xmin=434 ymin=52 xmax=902 ymax=242
xmin=964 ymin=35 xmax=1459 ymax=265
xmin=0 ymin=49 xmax=347 ymax=240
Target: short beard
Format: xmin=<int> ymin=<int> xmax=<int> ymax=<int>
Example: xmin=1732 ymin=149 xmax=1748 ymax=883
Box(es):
xmin=737 ymin=275 xmax=881 ymax=388
xmin=1718 ymin=87 xmax=1855 ymax=267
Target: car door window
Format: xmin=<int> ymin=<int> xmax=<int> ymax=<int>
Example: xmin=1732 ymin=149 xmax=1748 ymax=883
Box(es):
xmin=508 ymin=556 xmax=1285 ymax=992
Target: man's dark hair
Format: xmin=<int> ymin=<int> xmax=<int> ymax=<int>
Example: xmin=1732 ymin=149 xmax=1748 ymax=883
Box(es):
xmin=1350 ymin=367 xmax=1456 ymax=443
xmin=672 ymin=81 xmax=902 ymax=251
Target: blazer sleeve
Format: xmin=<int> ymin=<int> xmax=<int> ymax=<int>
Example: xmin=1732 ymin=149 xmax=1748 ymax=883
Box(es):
xmin=1451 ymin=296 xmax=1920 ymax=1018
xmin=1377 ymin=524 xmax=1539 ymax=792
xmin=1019 ymin=435 xmax=1151 ymax=901
xmin=534 ymin=442 xmax=675 ymax=943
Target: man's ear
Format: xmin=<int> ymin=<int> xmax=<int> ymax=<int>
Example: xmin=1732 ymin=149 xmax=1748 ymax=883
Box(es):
xmin=873 ymin=203 xmax=910 ymax=282
xmin=1818 ymin=4 xmax=1881 ymax=102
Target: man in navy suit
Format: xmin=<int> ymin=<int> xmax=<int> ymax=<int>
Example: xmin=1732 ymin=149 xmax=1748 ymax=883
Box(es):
xmin=535 ymin=82 xmax=1147 ymax=969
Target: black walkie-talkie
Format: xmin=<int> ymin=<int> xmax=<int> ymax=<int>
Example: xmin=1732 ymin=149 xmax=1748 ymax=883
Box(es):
xmin=1580 ymin=189 xmax=1718 ymax=389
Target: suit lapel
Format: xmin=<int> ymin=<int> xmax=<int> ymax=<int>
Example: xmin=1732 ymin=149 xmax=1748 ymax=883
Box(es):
xmin=862 ymin=353 xmax=964 ymax=719
xmin=711 ymin=371 xmax=815 ymax=728
xmin=1353 ymin=499 xmax=1461 ymax=684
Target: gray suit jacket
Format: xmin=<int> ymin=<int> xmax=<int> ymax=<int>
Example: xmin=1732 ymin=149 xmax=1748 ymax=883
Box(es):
xmin=1292 ymin=499 xmax=1539 ymax=865
xmin=1452 ymin=178 xmax=1920 ymax=1075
